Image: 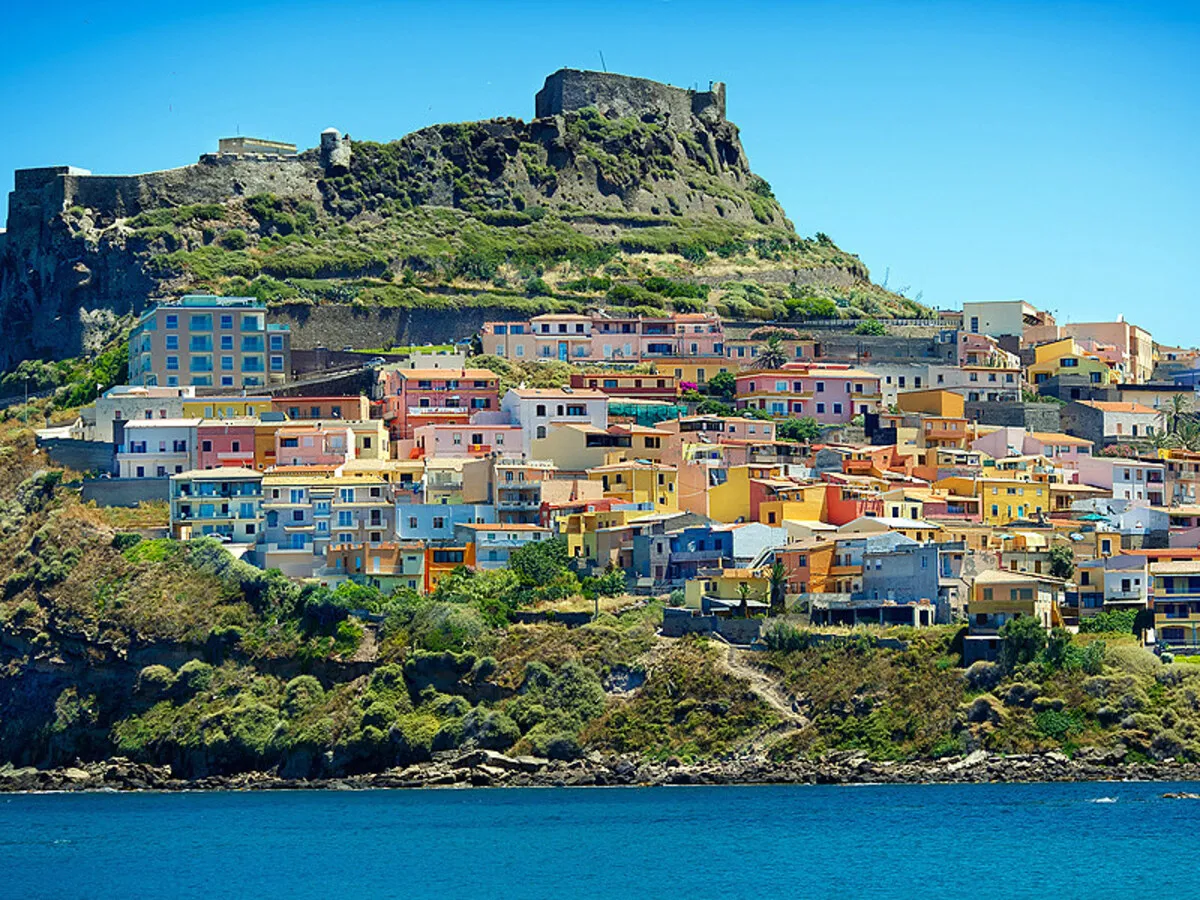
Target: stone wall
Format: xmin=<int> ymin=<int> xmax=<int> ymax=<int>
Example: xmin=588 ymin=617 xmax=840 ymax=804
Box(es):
xmin=660 ymin=608 xmax=762 ymax=643
xmin=37 ymin=438 xmax=114 ymax=474
xmin=59 ymin=155 xmax=322 ymax=220
xmin=270 ymin=303 xmax=533 ymax=351
xmin=965 ymin=401 xmax=1062 ymax=432
xmin=535 ymin=69 xmax=725 ymax=123
xmin=81 ymin=477 xmax=169 ymax=507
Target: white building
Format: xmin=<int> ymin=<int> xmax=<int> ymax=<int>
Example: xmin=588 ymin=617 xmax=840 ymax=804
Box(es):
xmin=1075 ymin=457 xmax=1167 ymax=505
xmin=500 ymin=387 xmax=608 ymax=445
xmin=116 ymin=418 xmax=201 ymax=479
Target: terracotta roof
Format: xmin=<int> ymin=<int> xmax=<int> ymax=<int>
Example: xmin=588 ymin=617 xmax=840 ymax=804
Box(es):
xmin=1029 ymin=432 xmax=1093 ymax=445
xmin=393 ymin=368 xmax=498 ymax=380
xmin=509 ymin=387 xmax=607 ymax=399
xmin=1077 ymin=401 xmax=1160 ymax=415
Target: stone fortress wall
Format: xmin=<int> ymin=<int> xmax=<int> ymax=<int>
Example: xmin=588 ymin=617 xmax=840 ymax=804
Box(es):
xmin=535 ymin=69 xmax=726 ymax=124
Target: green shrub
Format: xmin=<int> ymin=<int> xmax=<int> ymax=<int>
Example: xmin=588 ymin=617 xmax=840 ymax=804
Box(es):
xmin=173 ymin=660 xmax=215 ymax=698
xmin=220 ymin=229 xmax=248 ymax=250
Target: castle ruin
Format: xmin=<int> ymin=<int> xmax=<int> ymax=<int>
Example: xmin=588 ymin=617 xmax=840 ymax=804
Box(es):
xmin=535 ymin=69 xmax=726 ymax=124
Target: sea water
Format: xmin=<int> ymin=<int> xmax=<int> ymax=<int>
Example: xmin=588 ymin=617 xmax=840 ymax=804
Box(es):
xmin=0 ymin=782 xmax=1195 ymax=898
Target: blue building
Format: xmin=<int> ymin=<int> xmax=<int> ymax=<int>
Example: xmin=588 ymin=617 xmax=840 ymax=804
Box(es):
xmin=396 ymin=503 xmax=496 ymax=542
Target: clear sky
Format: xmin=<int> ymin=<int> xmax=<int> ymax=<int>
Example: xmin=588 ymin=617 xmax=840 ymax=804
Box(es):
xmin=3 ymin=0 xmax=1197 ymax=339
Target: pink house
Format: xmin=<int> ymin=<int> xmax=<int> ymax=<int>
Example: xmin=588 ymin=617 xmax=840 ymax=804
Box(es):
xmin=197 ymin=419 xmax=258 ymax=469
xmin=275 ymin=424 xmax=355 ymax=467
xmin=380 ymin=368 xmax=501 ymax=440
xmin=972 ymin=427 xmax=1094 ymax=464
xmin=412 ymin=422 xmax=525 ymax=459
xmin=734 ymin=365 xmax=883 ymax=424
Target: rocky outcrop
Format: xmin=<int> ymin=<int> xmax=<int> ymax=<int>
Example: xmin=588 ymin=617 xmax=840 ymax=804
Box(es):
xmin=5 ymin=748 xmax=1198 ymax=792
xmin=0 ymin=70 xmax=798 ymax=370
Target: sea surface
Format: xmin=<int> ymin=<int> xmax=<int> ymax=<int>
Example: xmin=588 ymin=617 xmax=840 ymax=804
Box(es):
xmin=1 ymin=781 xmax=1196 ymax=899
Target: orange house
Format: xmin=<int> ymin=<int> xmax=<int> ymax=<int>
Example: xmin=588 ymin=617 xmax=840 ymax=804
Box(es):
xmin=424 ymin=543 xmax=477 ymax=594
xmin=778 ymin=540 xmax=836 ymax=594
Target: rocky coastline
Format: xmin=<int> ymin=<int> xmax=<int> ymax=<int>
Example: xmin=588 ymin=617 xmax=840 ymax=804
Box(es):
xmin=4 ymin=748 xmax=1200 ymax=793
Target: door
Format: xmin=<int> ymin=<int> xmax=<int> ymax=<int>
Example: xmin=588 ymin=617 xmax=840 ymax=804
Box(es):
xmin=558 ymin=341 xmax=568 ymax=361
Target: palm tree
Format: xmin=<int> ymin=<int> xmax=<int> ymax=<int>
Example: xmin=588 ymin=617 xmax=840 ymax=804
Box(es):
xmin=1140 ymin=429 xmax=1174 ymax=456
xmin=1176 ymin=418 xmax=1200 ymax=452
xmin=754 ymin=335 xmax=789 ymax=370
xmin=767 ymin=560 xmax=788 ymax=617
xmin=737 ymin=581 xmax=752 ymax=619
xmin=1168 ymin=394 xmax=1193 ymax=435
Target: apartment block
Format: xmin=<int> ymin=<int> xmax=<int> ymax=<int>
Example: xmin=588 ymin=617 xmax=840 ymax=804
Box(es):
xmin=128 ymin=295 xmax=290 ymax=388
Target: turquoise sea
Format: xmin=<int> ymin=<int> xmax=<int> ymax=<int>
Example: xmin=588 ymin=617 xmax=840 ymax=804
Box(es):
xmin=1 ymin=782 xmax=1196 ymax=899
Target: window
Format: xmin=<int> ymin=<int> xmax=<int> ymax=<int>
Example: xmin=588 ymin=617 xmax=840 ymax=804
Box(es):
xmin=189 ymin=314 xmax=212 ymax=331
xmin=270 ymin=355 xmax=285 ymax=372
xmin=535 ymin=404 xmax=546 ymax=417
xmin=270 ymin=334 xmax=285 ymax=351
xmin=166 ymin=356 xmax=179 ymax=371
xmin=220 ymin=314 xmax=234 ymax=330
xmin=220 ymin=335 xmax=234 ymax=351
xmin=816 ymin=382 xmax=825 ymax=393
xmin=165 ymin=314 xmax=178 ymax=329
xmin=165 ymin=334 xmax=178 ymax=350
xmin=433 ymin=516 xmax=445 ymax=530
xmin=337 ymin=511 xmax=353 ymax=527
xmin=221 ymin=356 xmax=234 ymax=371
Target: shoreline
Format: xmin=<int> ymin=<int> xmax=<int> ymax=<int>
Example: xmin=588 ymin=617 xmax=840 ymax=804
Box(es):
xmin=4 ymin=750 xmax=1200 ymax=793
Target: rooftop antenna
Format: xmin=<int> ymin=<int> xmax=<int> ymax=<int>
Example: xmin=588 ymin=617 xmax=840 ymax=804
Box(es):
xmin=599 ymin=50 xmax=607 ymax=73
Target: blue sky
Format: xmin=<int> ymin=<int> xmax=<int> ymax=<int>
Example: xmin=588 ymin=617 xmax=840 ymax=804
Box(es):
xmin=3 ymin=1 xmax=1197 ymax=338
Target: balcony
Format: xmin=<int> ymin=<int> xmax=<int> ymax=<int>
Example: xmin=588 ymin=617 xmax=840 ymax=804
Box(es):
xmin=216 ymin=451 xmax=255 ymax=463
xmin=670 ymin=549 xmax=726 ymax=564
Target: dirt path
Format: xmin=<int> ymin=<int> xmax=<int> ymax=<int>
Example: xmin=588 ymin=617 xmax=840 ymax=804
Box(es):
xmin=719 ymin=645 xmax=809 ymax=752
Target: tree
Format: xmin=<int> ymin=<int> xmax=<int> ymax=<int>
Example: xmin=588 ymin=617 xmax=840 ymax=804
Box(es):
xmin=754 ymin=335 xmax=789 ymax=370
xmin=853 ymin=319 xmax=887 ymax=335
xmin=737 ymin=581 xmax=752 ymax=619
xmin=998 ymin=616 xmax=1048 ymax=672
xmin=706 ymin=371 xmax=737 ymax=401
xmin=696 ymin=399 xmax=734 ymax=417
xmin=1168 ymin=393 xmax=1192 ymax=434
xmin=509 ymin=537 xmax=570 ymax=587
xmin=1048 ymin=544 xmax=1075 ymax=580
xmin=767 ymin=561 xmax=788 ymax=616
xmin=776 ymin=416 xmax=822 ymax=443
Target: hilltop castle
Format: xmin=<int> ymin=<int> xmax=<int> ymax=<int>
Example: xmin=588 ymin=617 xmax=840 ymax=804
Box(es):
xmin=535 ymin=69 xmax=726 ymax=123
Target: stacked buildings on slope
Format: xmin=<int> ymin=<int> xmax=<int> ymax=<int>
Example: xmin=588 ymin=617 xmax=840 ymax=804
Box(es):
xmin=41 ymin=296 xmax=1200 ymax=656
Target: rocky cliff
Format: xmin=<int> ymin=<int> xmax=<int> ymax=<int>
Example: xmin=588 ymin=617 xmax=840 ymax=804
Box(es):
xmin=0 ymin=69 xmax=926 ymax=369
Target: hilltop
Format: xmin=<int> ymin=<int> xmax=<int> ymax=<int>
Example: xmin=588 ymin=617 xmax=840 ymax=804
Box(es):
xmin=0 ymin=69 xmax=927 ymax=369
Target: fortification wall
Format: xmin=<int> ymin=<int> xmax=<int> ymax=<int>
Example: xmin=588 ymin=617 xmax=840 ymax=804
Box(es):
xmin=269 ymin=303 xmax=538 ymax=351
xmin=60 ymin=155 xmax=322 ymax=218
xmin=535 ymin=69 xmax=725 ymax=123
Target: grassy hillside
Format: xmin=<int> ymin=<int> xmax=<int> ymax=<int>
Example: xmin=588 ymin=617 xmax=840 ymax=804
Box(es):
xmin=58 ymin=106 xmax=928 ymax=326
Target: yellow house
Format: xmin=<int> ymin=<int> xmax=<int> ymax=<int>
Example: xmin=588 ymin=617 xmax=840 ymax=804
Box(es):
xmin=756 ymin=480 xmax=829 ymax=527
xmin=587 ymin=460 xmax=678 ymax=512
xmin=968 ymin=570 xmax=1066 ymax=637
xmin=879 ymin=488 xmax=927 ymax=521
xmin=705 ymin=464 xmax=784 ymax=523
xmin=558 ymin=504 xmax=656 ymax=565
xmin=683 ymin=567 xmax=769 ymax=611
xmin=896 ymin=388 xmax=965 ymax=418
xmin=1027 ymin=337 xmax=1117 ymax=386
xmin=976 ymin=477 xmax=1051 ymax=525
xmin=652 ymin=357 xmax=731 ymax=388
xmin=181 ymin=396 xmax=273 ymax=419
xmin=533 ymin=424 xmax=627 ymax=472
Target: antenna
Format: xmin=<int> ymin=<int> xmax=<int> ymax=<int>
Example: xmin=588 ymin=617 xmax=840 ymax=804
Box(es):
xmin=599 ymin=50 xmax=607 ymax=73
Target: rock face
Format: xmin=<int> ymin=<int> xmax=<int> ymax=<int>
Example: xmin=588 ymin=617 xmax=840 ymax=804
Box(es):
xmin=0 ymin=68 xmax=792 ymax=369
xmin=4 ymin=750 xmax=1199 ymax=793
